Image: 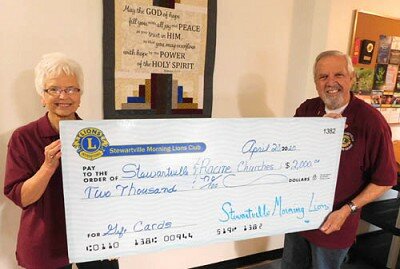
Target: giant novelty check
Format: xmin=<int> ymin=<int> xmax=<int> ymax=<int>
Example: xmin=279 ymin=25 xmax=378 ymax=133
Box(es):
xmin=60 ymin=118 xmax=345 ymax=262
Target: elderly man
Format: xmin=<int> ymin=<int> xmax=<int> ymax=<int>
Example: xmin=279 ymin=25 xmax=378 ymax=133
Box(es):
xmin=281 ymin=50 xmax=397 ymax=269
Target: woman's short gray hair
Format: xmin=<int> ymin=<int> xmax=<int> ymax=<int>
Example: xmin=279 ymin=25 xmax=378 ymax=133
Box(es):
xmin=34 ymin=52 xmax=84 ymax=96
xmin=313 ymin=50 xmax=354 ymax=81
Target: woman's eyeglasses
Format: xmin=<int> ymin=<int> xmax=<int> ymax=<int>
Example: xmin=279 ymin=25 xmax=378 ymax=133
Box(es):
xmin=43 ymin=87 xmax=80 ymax=96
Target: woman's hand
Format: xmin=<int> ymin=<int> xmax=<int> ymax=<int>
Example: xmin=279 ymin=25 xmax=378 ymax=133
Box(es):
xmin=43 ymin=139 xmax=62 ymax=170
xmin=20 ymin=139 xmax=62 ymax=207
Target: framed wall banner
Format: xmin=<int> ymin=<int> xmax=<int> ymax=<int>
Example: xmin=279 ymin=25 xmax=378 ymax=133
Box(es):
xmin=103 ymin=0 xmax=217 ymax=119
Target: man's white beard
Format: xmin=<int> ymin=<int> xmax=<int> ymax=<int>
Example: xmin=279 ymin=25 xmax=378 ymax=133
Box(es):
xmin=322 ymin=93 xmax=345 ymax=110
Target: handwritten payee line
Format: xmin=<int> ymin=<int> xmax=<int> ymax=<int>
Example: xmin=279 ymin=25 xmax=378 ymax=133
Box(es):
xmin=117 ymin=168 xmax=292 ymax=182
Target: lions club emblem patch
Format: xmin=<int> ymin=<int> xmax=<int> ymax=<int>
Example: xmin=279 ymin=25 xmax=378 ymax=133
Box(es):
xmin=72 ymin=127 xmax=109 ymax=160
xmin=342 ymin=132 xmax=354 ymax=151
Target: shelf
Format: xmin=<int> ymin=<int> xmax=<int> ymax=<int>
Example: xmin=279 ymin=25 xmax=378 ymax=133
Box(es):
xmin=351 ymin=230 xmax=400 ymax=269
xmin=393 ymin=183 xmax=400 ymax=192
xmin=355 ymin=183 xmax=400 ymax=268
xmin=361 ymin=198 xmax=400 ymax=236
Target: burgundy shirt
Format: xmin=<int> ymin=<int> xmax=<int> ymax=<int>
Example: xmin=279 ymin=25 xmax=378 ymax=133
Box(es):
xmin=296 ymin=93 xmax=397 ymax=248
xmin=4 ymin=114 xmax=74 ymax=269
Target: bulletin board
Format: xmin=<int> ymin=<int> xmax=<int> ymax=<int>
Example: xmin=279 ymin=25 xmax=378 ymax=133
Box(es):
xmin=349 ymin=10 xmax=400 ymax=123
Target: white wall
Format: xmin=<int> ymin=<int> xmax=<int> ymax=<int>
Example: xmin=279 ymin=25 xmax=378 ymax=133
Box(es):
xmin=0 ymin=1 xmax=103 ymax=268
xmin=1 ymin=0 xmax=400 ymax=268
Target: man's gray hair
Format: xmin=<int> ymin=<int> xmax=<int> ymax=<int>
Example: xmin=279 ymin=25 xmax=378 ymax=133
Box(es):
xmin=313 ymin=50 xmax=354 ymax=81
xmin=34 ymin=52 xmax=84 ymax=96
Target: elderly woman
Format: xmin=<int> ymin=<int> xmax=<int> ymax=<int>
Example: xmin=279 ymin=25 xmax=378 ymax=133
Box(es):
xmin=4 ymin=53 xmax=119 ymax=269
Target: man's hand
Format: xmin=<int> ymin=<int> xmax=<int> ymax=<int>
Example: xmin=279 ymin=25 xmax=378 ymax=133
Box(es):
xmin=323 ymin=113 xmax=348 ymax=128
xmin=323 ymin=113 xmax=343 ymax=119
xmin=319 ymin=206 xmax=351 ymax=234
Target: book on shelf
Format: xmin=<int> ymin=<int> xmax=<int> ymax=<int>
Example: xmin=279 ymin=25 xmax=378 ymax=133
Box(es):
xmin=377 ymin=35 xmax=392 ymax=64
xmin=371 ymin=90 xmax=383 ymax=108
xmin=396 ymin=68 xmax=400 ymax=92
xmin=392 ymin=96 xmax=400 ymax=108
xmin=389 ymin=50 xmax=400 ymax=65
xmin=390 ymin=37 xmax=400 ymax=65
xmin=383 ymin=64 xmax=399 ymax=93
xmin=391 ymin=36 xmax=400 ymax=50
xmin=373 ymin=64 xmax=388 ymax=90
xmin=381 ymin=94 xmax=395 ymax=108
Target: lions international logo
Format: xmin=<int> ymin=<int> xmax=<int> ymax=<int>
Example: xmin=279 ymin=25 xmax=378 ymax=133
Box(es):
xmin=342 ymin=132 xmax=354 ymax=151
xmin=72 ymin=127 xmax=109 ymax=160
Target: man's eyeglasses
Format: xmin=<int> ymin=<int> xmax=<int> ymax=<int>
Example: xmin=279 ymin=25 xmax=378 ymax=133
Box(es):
xmin=43 ymin=87 xmax=80 ymax=96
